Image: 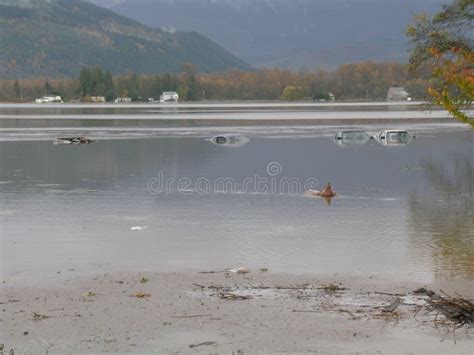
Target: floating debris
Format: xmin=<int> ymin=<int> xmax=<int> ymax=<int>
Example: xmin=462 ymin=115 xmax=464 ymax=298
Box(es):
xmin=140 ymin=277 xmax=149 ymax=284
xmin=133 ymin=292 xmax=151 ymax=299
xmin=318 ymin=283 xmax=346 ymax=292
xmin=130 ymin=226 xmax=148 ymax=231
xmin=32 ymin=312 xmax=50 ymax=321
xmin=53 ymin=137 xmax=96 ymax=145
xmin=227 ymin=267 xmax=250 ymax=275
xmin=82 ymin=291 xmax=97 ymax=297
xmin=209 ymin=134 xmax=249 ymax=147
xmin=218 ymin=290 xmax=253 ymax=300
xmin=189 ymin=341 xmax=217 ymax=349
xmin=415 ymin=288 xmax=474 ymax=328
xmin=382 ymin=297 xmax=403 ymax=313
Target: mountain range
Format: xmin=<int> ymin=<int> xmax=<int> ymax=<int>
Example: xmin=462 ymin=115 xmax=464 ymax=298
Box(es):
xmin=93 ymin=0 xmax=446 ymax=69
xmin=0 ymin=0 xmax=251 ymax=79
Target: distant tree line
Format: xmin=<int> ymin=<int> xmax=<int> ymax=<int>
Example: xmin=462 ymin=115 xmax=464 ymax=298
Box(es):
xmin=0 ymin=61 xmax=432 ymax=102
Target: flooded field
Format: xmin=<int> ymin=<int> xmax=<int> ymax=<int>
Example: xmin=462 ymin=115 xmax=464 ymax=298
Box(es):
xmin=1 ymin=103 xmax=473 ymax=284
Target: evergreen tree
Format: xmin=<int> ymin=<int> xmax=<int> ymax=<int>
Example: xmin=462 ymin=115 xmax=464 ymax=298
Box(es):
xmin=90 ymin=67 xmax=104 ymax=96
xmin=186 ymin=74 xmax=198 ymax=101
xmin=44 ymin=80 xmax=53 ymax=94
xmin=13 ymin=78 xmax=21 ymax=99
xmin=153 ymin=75 xmax=163 ymax=97
xmin=127 ymin=73 xmax=140 ymax=101
xmin=103 ymin=70 xmax=115 ymax=102
xmin=78 ymin=68 xmax=92 ymax=97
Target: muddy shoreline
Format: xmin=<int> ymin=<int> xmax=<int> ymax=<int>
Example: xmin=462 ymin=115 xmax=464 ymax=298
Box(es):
xmin=1 ymin=271 xmax=473 ymax=354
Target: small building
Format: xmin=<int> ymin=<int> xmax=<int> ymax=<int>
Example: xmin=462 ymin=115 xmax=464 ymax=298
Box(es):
xmin=160 ymin=91 xmax=179 ymax=103
xmin=35 ymin=95 xmax=63 ymax=104
xmin=387 ymin=87 xmax=411 ymax=101
xmin=90 ymin=96 xmax=106 ymax=103
xmin=114 ymin=97 xmax=132 ymax=103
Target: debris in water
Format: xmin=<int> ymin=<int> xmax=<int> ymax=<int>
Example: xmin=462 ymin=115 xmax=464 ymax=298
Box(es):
xmin=227 ymin=267 xmax=250 ymax=275
xmin=171 ymin=314 xmax=212 ymax=319
xmin=414 ymin=288 xmax=474 ymax=328
xmin=199 ymin=270 xmax=225 ymax=274
xmin=260 ymin=268 xmax=269 ymax=273
xmin=53 ymin=137 xmax=96 ymax=145
xmin=318 ymin=283 xmax=346 ymax=292
xmin=383 ymin=297 xmax=403 ymax=313
xmin=140 ymin=277 xmax=149 ymax=284
xmin=189 ymin=341 xmax=217 ymax=348
xmin=209 ymin=134 xmax=249 ymax=147
xmin=133 ymin=292 xmax=151 ymax=299
xmin=82 ymin=291 xmax=97 ymax=297
xmin=32 ymin=312 xmax=50 ymax=321
xmin=218 ymin=290 xmax=252 ymax=300
xmin=130 ymin=226 xmax=148 ymax=231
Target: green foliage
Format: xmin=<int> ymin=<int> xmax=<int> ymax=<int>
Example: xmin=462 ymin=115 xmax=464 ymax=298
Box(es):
xmin=176 ymin=87 xmax=188 ymax=101
xmin=281 ymin=85 xmax=305 ymax=101
xmin=43 ymin=80 xmax=57 ymax=94
xmin=407 ymin=0 xmax=473 ymax=125
xmin=78 ymin=67 xmax=116 ymax=101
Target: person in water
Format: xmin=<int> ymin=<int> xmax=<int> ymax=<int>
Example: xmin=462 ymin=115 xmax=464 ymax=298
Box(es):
xmin=306 ymin=183 xmax=336 ymax=197
xmin=319 ymin=182 xmax=336 ymax=197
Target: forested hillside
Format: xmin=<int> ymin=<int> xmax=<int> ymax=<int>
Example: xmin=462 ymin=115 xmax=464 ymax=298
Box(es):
xmin=0 ymin=0 xmax=252 ymax=79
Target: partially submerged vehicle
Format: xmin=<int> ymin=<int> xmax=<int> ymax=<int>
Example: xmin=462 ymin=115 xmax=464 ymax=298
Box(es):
xmin=209 ymin=134 xmax=249 ymax=147
xmin=374 ymin=130 xmax=415 ymax=146
xmin=54 ymin=137 xmax=96 ymax=145
xmin=333 ymin=130 xmax=372 ymax=146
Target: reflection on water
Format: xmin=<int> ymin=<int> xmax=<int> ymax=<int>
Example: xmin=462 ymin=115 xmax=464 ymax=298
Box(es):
xmin=0 ymin=120 xmax=473 ymax=284
xmin=409 ymin=154 xmax=474 ymax=280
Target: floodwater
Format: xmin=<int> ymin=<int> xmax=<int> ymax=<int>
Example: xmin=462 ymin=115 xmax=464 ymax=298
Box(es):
xmin=0 ymin=103 xmax=473 ymax=284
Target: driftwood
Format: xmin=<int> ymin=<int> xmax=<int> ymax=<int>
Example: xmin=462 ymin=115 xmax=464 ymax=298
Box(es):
xmin=32 ymin=312 xmax=51 ymax=321
xmin=383 ymin=297 xmax=403 ymax=313
xmin=171 ymin=314 xmax=212 ymax=319
xmin=415 ymin=288 xmax=474 ymax=328
xmin=318 ymin=283 xmax=347 ymax=292
xmin=218 ymin=290 xmax=253 ymax=300
xmin=189 ymin=341 xmax=217 ymax=349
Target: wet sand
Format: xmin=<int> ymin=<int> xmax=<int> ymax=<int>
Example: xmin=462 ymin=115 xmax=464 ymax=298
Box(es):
xmin=1 ymin=271 xmax=473 ymax=354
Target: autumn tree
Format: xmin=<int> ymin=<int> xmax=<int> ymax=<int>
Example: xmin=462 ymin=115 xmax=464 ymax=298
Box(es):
xmin=407 ymin=0 xmax=473 ymax=125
